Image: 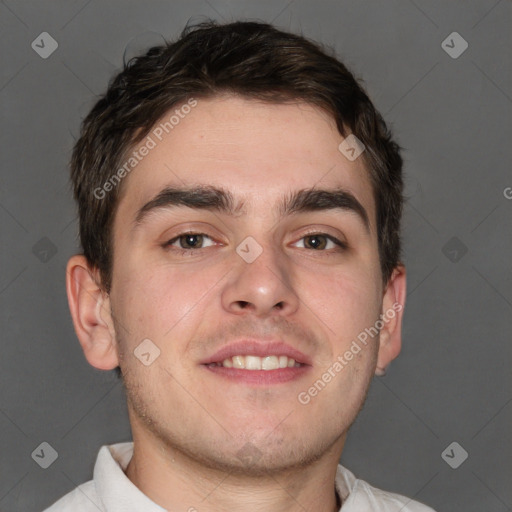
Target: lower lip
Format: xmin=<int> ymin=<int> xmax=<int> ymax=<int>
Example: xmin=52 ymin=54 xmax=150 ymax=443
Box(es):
xmin=202 ymin=364 xmax=311 ymax=385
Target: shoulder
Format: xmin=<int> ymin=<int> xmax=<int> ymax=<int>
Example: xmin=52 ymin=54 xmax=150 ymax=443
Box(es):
xmin=42 ymin=480 xmax=102 ymax=512
xmin=353 ymin=478 xmax=437 ymax=511
xmin=336 ymin=464 xmax=436 ymax=511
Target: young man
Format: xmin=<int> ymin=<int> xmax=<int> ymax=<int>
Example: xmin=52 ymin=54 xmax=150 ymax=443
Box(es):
xmin=46 ymin=20 xmax=436 ymax=511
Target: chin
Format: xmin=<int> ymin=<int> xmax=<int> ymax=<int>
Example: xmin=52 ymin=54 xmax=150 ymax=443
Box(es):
xmin=198 ymin=442 xmax=325 ymax=477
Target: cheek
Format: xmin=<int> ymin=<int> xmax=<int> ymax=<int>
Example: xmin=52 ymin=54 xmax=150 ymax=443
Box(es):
xmin=112 ymin=258 xmax=220 ymax=343
xmin=315 ymin=266 xmax=382 ymax=338
xmin=110 ymin=262 xmax=165 ymax=341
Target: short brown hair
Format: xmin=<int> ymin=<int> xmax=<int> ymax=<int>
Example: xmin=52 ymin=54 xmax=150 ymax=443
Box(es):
xmin=71 ymin=20 xmax=404 ymax=294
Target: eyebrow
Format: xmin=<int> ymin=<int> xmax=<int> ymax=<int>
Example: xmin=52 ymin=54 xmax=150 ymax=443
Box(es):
xmin=133 ymin=185 xmax=370 ymax=232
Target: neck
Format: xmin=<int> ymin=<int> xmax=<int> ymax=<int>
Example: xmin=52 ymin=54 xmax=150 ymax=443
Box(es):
xmin=124 ymin=427 xmax=344 ymax=512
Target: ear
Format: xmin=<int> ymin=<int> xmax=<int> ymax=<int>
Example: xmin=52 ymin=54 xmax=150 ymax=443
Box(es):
xmin=65 ymin=255 xmax=119 ymax=370
xmin=375 ymin=264 xmax=406 ymax=376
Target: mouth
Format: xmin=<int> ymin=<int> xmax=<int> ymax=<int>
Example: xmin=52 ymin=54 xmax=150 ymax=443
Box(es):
xmin=200 ymin=340 xmax=312 ymax=385
xmin=206 ymin=354 xmax=302 ymax=370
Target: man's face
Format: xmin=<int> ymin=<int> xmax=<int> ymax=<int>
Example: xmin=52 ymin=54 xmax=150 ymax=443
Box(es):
xmin=109 ymin=95 xmax=385 ymax=473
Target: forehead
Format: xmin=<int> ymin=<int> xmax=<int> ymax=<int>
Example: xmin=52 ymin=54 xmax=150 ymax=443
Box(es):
xmin=114 ymin=95 xmax=375 ymax=230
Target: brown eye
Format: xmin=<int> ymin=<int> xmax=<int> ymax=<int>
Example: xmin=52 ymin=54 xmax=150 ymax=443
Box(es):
xmin=304 ymin=234 xmax=328 ymax=250
xmin=178 ymin=233 xmax=204 ymax=249
xmin=294 ymin=233 xmax=346 ymax=251
xmin=165 ymin=232 xmax=215 ymax=251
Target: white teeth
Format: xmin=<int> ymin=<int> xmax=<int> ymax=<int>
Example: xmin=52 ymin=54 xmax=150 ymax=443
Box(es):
xmin=232 ymin=355 xmax=244 ymax=369
xmin=245 ymin=355 xmax=262 ymax=370
xmin=261 ymin=356 xmax=279 ymax=370
xmin=218 ymin=355 xmax=301 ymax=370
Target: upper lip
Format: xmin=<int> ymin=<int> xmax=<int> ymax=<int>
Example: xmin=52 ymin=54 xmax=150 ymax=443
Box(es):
xmin=201 ymin=339 xmax=312 ymax=366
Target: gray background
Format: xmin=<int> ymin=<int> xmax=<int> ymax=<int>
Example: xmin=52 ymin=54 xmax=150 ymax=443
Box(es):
xmin=1 ymin=1 xmax=511 ymax=511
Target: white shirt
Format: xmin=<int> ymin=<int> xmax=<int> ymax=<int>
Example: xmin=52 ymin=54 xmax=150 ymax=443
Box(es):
xmin=43 ymin=442 xmax=436 ymax=511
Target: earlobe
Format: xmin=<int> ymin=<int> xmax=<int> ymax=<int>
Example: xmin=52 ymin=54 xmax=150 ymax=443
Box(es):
xmin=375 ymin=264 xmax=407 ymax=376
xmin=66 ymin=255 xmax=119 ymax=370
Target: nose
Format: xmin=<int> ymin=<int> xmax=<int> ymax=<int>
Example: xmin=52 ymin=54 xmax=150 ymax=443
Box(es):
xmin=221 ymin=236 xmax=300 ymax=319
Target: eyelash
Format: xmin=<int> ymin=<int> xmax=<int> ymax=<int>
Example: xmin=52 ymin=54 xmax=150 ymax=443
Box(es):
xmin=163 ymin=231 xmax=347 ymax=257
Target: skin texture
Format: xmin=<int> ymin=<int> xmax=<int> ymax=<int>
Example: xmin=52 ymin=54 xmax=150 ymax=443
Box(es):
xmin=66 ymin=94 xmax=406 ymax=512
